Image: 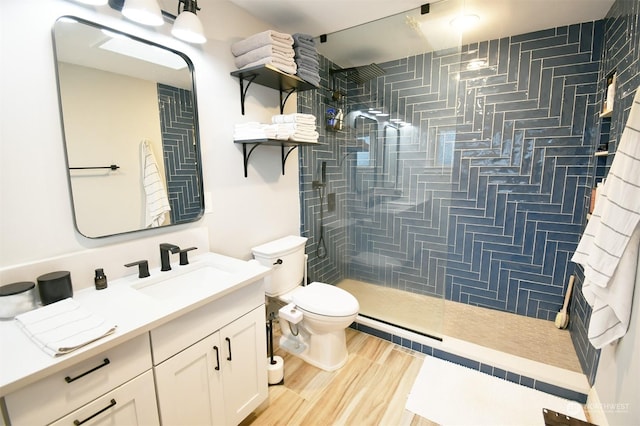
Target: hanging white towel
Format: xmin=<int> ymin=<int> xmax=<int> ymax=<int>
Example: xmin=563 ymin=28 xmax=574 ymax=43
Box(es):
xmin=141 ymin=139 xmax=171 ymax=228
xmin=572 ymin=87 xmax=640 ymax=348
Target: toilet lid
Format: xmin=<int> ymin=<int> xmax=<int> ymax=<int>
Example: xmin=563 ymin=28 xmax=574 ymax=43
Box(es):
xmin=292 ymin=282 xmax=359 ymax=317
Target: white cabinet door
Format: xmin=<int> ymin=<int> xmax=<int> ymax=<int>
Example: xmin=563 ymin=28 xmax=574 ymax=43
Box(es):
xmin=50 ymin=370 xmax=159 ymax=426
xmin=220 ymin=306 xmax=268 ymax=426
xmin=154 ymin=334 xmax=226 ymax=426
xmin=154 ymin=305 xmax=267 ymax=426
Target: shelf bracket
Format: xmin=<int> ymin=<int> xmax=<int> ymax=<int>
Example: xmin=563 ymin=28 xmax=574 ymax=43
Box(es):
xmin=238 ymin=73 xmax=258 ymax=115
xmin=281 ymin=145 xmax=298 ymax=175
xmin=279 ymin=87 xmax=296 ymax=114
xmin=241 ymin=142 xmax=261 ymax=177
xmin=236 ymin=140 xmax=304 ymax=177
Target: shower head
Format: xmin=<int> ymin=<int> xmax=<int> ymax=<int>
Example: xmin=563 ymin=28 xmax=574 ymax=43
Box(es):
xmin=330 ymin=63 xmax=386 ymax=85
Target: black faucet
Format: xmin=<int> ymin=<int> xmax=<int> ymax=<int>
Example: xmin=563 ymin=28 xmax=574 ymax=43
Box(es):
xmin=125 ymin=260 xmax=150 ymax=278
xmin=159 ymin=243 xmax=180 ymax=271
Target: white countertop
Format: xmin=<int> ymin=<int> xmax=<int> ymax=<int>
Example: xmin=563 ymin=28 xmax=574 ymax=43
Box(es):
xmin=0 ymin=252 xmax=270 ymax=397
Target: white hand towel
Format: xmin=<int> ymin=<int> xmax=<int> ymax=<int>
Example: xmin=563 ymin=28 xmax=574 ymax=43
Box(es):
xmin=572 ymin=87 xmax=640 ymax=348
xmin=272 ymin=113 xmax=317 ymax=125
xmin=15 ymin=298 xmax=117 ymax=357
xmin=234 ymin=44 xmax=295 ymax=69
xmin=141 ymin=139 xmax=171 ymax=228
xmin=240 ymin=56 xmax=297 ymax=75
xmin=231 ymin=30 xmax=293 ymax=57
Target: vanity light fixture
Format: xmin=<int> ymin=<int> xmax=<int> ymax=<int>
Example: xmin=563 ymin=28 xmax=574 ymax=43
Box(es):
xmin=171 ymin=0 xmax=206 ymax=44
xmin=122 ymin=0 xmax=164 ymax=27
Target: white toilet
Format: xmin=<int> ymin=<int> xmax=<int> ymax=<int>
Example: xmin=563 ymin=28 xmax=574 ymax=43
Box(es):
xmin=252 ymin=236 xmax=359 ymax=371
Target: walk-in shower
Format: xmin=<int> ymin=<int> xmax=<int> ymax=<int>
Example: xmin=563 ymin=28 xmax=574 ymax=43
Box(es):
xmin=297 ymin=0 xmax=598 ymax=374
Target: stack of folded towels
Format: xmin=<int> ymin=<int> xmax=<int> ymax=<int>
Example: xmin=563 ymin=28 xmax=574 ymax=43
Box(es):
xmin=292 ymin=33 xmax=320 ymax=86
xmin=231 ymin=30 xmax=297 ymax=75
xmin=272 ymin=113 xmax=318 ymax=143
xmin=234 ymin=122 xmax=278 ymax=141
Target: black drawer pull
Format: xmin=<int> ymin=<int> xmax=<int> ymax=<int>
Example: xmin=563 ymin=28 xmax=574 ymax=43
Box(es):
xmin=73 ymin=398 xmax=116 ymax=425
xmin=65 ymin=358 xmax=111 ymax=383
xmin=213 ymin=346 xmax=220 ymax=370
xmin=226 ymin=337 xmax=232 ymax=361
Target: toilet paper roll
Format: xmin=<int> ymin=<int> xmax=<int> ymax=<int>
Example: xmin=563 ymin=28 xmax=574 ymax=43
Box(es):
xmin=267 ymin=356 xmax=284 ymax=385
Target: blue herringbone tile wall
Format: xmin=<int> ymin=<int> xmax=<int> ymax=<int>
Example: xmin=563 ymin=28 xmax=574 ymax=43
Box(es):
xmin=301 ymin=21 xmax=604 ymax=321
xmin=570 ymin=0 xmax=640 ymax=385
xmin=158 ymin=84 xmax=201 ymax=223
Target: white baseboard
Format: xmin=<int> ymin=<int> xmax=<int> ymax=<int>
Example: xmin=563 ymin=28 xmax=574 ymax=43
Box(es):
xmin=586 ymin=387 xmax=610 ymax=426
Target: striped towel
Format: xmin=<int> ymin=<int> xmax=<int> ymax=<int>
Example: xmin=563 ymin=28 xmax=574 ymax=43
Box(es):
xmin=141 ymin=139 xmax=171 ymax=228
xmin=571 ymin=87 xmax=640 ymax=348
xmin=15 ymin=298 xmax=117 ymax=357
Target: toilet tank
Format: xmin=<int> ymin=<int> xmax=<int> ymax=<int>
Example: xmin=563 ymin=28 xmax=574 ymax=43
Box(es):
xmin=251 ymin=236 xmax=308 ymax=297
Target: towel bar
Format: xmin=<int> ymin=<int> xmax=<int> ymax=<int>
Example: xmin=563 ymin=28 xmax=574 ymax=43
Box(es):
xmin=69 ymin=165 xmax=119 ymax=170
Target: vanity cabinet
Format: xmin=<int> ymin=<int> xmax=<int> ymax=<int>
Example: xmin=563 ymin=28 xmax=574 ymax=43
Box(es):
xmin=151 ymin=279 xmax=268 ymax=426
xmin=3 ymin=334 xmax=156 ymax=425
xmin=49 ymin=371 xmax=159 ymax=426
xmin=154 ymin=307 xmax=266 ymax=425
xmin=1 ymin=270 xmax=268 ymax=426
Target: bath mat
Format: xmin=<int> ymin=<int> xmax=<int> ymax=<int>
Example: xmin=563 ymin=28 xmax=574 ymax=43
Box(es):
xmin=405 ymin=356 xmax=586 ymax=425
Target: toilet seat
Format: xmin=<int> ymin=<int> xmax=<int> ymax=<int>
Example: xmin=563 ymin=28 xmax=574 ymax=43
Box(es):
xmin=291 ymin=282 xmax=359 ymax=317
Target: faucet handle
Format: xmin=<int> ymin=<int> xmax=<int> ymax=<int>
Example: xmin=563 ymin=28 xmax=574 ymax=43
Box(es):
xmin=125 ymin=260 xmax=150 ymax=278
xmin=179 ymin=247 xmax=198 ymax=265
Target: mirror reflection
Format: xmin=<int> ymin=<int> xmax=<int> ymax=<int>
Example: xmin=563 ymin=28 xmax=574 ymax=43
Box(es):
xmin=53 ymin=17 xmax=203 ymax=238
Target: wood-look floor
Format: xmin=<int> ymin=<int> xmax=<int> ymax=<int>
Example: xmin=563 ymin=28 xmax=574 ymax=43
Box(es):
xmin=241 ymin=328 xmax=435 ymax=426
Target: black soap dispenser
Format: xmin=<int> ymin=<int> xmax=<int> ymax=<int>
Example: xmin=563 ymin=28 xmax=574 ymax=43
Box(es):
xmin=94 ymin=268 xmax=108 ymax=290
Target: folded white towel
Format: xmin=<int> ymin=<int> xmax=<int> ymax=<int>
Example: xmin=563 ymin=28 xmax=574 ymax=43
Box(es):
xmin=272 ymin=113 xmax=317 ymax=125
xmin=572 ymin=87 xmax=640 ymax=348
xmin=234 ymin=123 xmax=277 ymax=140
xmin=240 ymin=56 xmax=297 ymax=75
xmin=231 ymin=30 xmax=293 ymax=57
xmin=290 ymin=131 xmax=319 ymax=143
xmin=234 ymin=44 xmax=295 ymax=69
xmin=16 ymin=298 xmax=117 ymax=357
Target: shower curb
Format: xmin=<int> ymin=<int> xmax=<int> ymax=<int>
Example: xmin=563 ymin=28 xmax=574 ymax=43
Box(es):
xmin=351 ymin=316 xmax=590 ymax=404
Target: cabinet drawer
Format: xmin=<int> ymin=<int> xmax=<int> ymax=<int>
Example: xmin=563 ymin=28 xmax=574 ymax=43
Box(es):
xmin=150 ymin=279 xmax=265 ymax=364
xmin=50 ymin=370 xmax=159 ymax=426
xmin=5 ymin=334 xmax=152 ymax=426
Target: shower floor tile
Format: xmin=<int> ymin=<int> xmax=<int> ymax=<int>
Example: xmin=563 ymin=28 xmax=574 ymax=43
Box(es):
xmin=337 ymin=279 xmax=583 ymax=373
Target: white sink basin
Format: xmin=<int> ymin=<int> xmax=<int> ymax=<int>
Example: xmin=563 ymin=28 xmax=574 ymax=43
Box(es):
xmin=133 ymin=266 xmax=232 ymax=302
xmin=129 ymin=254 xmax=268 ymax=307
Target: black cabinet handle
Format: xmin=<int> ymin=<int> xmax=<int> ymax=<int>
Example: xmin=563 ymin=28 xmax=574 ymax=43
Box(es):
xmin=73 ymin=399 xmax=116 ymax=425
xmin=226 ymin=337 xmax=232 ymax=361
xmin=65 ymin=358 xmax=110 ymax=383
xmin=213 ymin=346 xmax=220 ymax=370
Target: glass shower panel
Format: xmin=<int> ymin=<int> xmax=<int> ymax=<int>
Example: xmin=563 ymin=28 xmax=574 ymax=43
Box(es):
xmin=299 ymin=0 xmax=465 ymax=341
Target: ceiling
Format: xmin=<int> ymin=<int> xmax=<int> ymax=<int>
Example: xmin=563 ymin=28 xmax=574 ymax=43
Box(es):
xmin=224 ymin=0 xmax=615 ymax=67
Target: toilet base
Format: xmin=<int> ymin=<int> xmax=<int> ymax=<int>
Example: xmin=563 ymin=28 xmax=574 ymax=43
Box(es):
xmin=279 ymin=328 xmax=349 ymax=372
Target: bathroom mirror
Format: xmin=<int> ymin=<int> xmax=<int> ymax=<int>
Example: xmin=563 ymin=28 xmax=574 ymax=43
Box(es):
xmin=53 ymin=16 xmax=204 ymax=238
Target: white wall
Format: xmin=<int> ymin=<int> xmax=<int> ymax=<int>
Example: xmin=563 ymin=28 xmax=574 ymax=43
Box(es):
xmin=589 ymin=251 xmax=640 ymax=425
xmin=0 ymin=0 xmax=301 ymax=274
